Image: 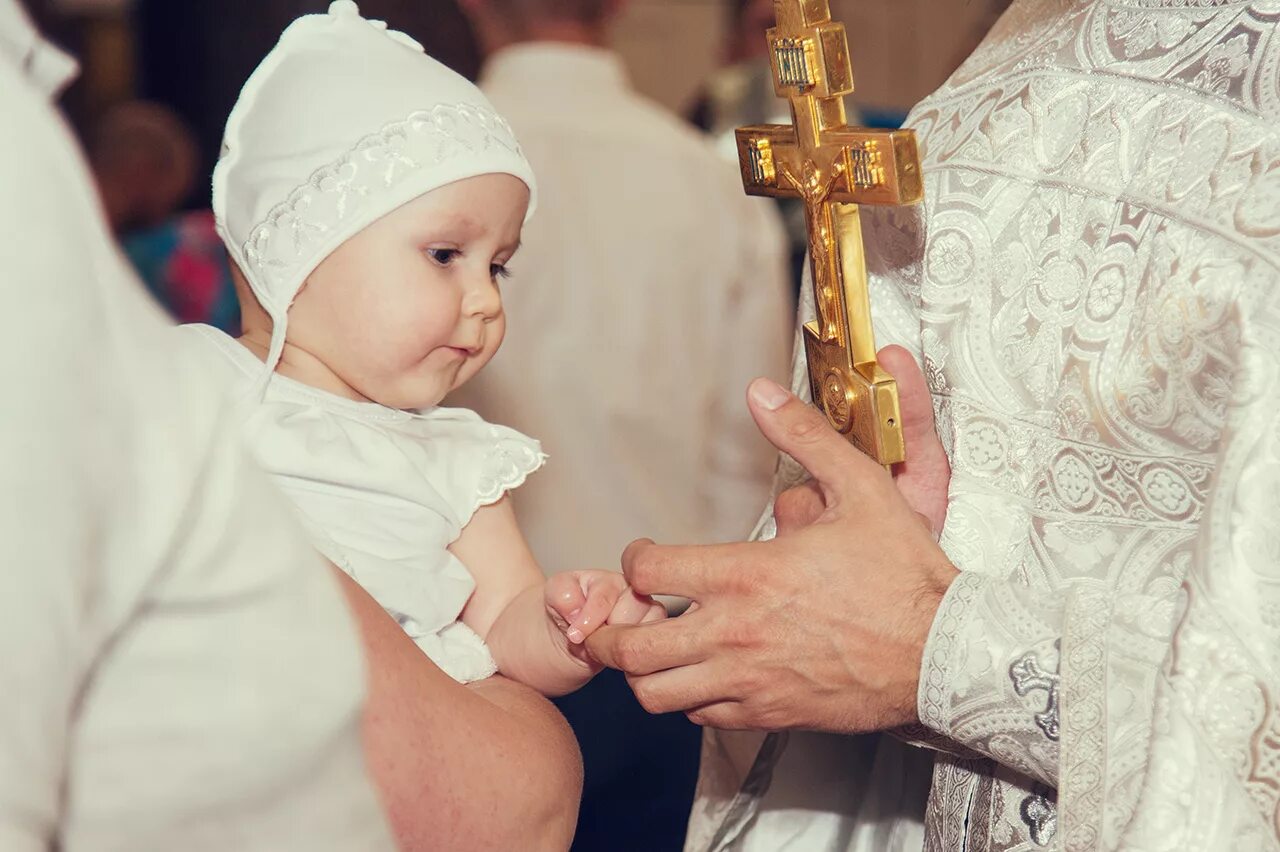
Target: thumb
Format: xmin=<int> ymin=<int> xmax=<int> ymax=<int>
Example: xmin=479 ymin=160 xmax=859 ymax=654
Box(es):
xmin=746 ymin=377 xmax=881 ymax=506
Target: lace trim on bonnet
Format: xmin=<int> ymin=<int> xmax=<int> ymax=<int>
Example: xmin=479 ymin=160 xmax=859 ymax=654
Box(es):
xmin=240 ymin=102 xmax=524 ymax=299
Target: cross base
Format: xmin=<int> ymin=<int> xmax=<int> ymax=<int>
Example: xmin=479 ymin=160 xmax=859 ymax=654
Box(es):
xmin=803 ymin=323 xmax=905 ymax=466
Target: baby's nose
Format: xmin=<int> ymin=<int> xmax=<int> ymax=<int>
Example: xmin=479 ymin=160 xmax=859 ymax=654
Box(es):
xmin=463 ymin=275 xmax=502 ymax=320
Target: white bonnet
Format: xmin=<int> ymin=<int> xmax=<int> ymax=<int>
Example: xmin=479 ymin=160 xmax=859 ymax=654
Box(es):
xmin=213 ymin=0 xmax=536 ymax=379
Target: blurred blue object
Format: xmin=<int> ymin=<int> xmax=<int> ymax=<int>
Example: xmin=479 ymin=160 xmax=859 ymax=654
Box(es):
xmin=121 ymin=210 xmax=241 ymax=334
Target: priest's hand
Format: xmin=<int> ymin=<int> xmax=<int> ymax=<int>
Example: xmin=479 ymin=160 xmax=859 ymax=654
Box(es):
xmin=586 ymin=351 xmax=958 ymax=733
xmin=771 ymin=345 xmax=951 ymax=539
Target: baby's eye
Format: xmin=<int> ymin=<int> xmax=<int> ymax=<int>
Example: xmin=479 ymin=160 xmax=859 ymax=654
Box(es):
xmin=491 ymin=263 xmax=512 ymax=281
xmin=425 ymin=248 xmax=460 ymax=266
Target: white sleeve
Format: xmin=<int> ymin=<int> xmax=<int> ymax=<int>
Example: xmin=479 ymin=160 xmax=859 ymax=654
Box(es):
xmin=421 ymin=407 xmax=547 ymax=529
xmin=0 ymin=56 xmax=394 ymax=852
xmin=859 ymin=203 xmax=1064 ymax=785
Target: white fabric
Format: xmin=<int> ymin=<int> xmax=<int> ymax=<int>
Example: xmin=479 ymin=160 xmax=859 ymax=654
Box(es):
xmin=0 ymin=0 xmax=76 ymax=96
xmin=177 ymin=324 xmax=547 ymax=683
xmin=213 ymin=0 xmax=536 ymax=380
xmin=452 ymin=44 xmax=792 ymax=574
xmin=0 ymin=4 xmax=394 ymax=850
xmin=690 ymin=1 xmax=1280 ymax=850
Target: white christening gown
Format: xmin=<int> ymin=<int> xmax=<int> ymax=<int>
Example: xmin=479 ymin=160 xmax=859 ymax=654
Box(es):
xmin=177 ymin=324 xmax=546 ymax=683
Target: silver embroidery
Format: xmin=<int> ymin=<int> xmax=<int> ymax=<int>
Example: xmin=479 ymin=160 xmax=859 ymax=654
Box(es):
xmin=690 ymin=2 xmax=1280 ymax=848
xmin=1010 ymin=641 xmax=1061 ymax=742
xmin=1020 ymin=790 xmax=1058 ymax=847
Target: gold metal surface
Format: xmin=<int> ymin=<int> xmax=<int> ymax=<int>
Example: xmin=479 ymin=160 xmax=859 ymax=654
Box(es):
xmin=735 ymin=0 xmax=923 ymax=466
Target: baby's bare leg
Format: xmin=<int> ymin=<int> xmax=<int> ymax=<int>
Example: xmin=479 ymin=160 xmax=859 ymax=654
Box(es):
xmin=332 ymin=567 xmax=581 ymax=851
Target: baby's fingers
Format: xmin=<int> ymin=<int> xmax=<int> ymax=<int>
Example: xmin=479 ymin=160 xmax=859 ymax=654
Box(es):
xmin=608 ymin=587 xmax=667 ymax=626
xmin=565 ymin=582 xmax=622 ymax=645
xmin=545 ymin=572 xmax=588 ymax=631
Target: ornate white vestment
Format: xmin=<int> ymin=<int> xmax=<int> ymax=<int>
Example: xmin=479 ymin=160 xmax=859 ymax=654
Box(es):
xmin=687 ymin=1 xmax=1280 ymax=849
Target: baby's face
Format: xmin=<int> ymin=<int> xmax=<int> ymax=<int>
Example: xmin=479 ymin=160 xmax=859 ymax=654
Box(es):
xmin=287 ymin=174 xmax=528 ymax=409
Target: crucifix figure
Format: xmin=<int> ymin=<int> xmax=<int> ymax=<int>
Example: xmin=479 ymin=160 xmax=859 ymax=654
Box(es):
xmin=735 ymin=0 xmax=923 ymax=465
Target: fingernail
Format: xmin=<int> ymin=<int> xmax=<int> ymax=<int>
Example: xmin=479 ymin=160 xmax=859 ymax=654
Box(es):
xmin=566 ymin=626 xmax=584 ymax=644
xmin=750 ymin=377 xmax=792 ymax=411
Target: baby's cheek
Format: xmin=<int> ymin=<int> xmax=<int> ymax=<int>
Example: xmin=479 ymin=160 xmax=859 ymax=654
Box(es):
xmin=467 ymin=322 xmax=506 ymax=382
xmin=389 ymin=300 xmax=456 ymax=363
xmin=485 ymin=315 xmax=506 ymax=359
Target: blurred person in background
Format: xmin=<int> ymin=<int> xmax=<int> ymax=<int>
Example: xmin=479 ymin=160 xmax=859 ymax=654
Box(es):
xmin=690 ymin=0 xmax=797 ymax=161
xmin=455 ymin=0 xmax=792 ymax=848
xmin=88 ymin=100 xmax=240 ymax=332
xmin=689 ymin=0 xmax=854 ymax=297
xmin=88 ymin=100 xmax=196 ymax=236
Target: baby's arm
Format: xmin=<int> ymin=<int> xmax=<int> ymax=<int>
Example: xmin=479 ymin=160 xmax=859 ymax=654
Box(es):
xmin=453 ymin=497 xmax=663 ymax=696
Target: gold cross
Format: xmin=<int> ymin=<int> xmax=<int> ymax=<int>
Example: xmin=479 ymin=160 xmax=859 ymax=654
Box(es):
xmin=736 ymin=0 xmax=922 ymax=466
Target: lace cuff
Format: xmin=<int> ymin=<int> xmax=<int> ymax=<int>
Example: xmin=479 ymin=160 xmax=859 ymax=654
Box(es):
xmin=918 ymin=570 xmax=985 ymax=736
xmin=918 ymin=570 xmax=1062 ymax=788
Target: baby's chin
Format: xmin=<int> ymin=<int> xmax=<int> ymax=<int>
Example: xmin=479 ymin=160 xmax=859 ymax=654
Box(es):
xmin=361 ymin=352 xmax=485 ymax=410
xmin=351 ymin=376 xmax=449 ymax=412
xmin=384 ymin=389 xmax=449 ymax=412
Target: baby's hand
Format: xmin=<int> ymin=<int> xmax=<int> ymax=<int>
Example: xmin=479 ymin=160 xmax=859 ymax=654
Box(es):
xmin=545 ymin=570 xmax=665 ymax=648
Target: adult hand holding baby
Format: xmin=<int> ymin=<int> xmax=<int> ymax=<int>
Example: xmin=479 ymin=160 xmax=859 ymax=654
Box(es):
xmin=588 ymin=347 xmax=957 ymax=733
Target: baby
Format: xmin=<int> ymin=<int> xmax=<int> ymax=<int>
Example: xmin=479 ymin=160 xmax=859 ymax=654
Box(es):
xmin=178 ymin=1 xmax=663 ymax=695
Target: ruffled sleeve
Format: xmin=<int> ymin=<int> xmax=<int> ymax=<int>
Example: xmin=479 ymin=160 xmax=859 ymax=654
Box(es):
xmin=414 ymin=406 xmax=547 ymax=530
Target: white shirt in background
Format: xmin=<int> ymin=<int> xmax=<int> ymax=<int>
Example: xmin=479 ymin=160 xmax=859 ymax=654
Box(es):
xmin=0 ymin=4 xmax=394 ymax=850
xmin=456 ymin=43 xmax=792 ymax=574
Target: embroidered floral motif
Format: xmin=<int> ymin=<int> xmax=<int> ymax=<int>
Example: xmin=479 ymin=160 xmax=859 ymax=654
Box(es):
xmin=1050 ymin=454 xmax=1096 ymax=509
xmin=1141 ymin=467 xmax=1194 ymax=515
xmin=1194 ymin=33 xmax=1252 ymax=94
xmin=1107 ymin=9 xmax=1194 ymax=58
xmin=927 ymin=229 xmax=976 ymax=288
xmin=1084 ymin=267 xmax=1125 ymax=321
xmin=962 ymin=422 xmax=1008 ymax=471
